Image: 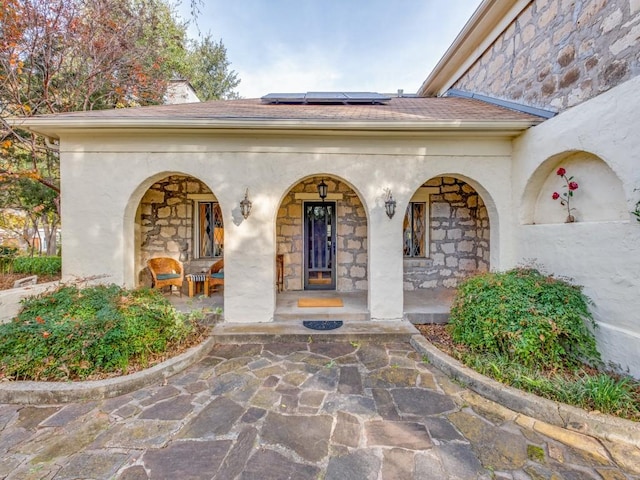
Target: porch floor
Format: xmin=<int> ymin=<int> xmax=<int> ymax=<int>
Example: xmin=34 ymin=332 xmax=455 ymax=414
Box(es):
xmin=167 ymin=288 xmax=456 ymax=324
xmin=274 ymin=288 xmax=456 ymax=323
xmin=167 ymin=288 xmax=456 ymax=342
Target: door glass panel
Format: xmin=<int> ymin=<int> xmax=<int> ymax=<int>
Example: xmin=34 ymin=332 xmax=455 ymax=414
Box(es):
xmin=305 ymin=203 xmax=335 ymax=289
xmin=403 ymin=202 xmax=426 ymax=257
xmin=199 ymin=202 xmax=224 ymax=258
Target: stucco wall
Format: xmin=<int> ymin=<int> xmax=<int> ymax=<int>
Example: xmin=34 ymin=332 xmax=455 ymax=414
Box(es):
xmin=58 ymin=134 xmax=515 ymax=324
xmin=513 ymin=76 xmax=640 ymax=377
xmin=453 ymin=0 xmax=640 ymax=111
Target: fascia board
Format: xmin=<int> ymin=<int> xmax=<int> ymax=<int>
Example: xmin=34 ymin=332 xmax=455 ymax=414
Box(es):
xmin=11 ymin=118 xmax=540 ymax=140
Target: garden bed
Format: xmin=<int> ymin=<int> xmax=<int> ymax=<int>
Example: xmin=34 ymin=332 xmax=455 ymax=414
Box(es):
xmin=0 ymin=273 xmax=61 ymax=291
xmin=0 ymin=284 xmax=209 ymax=382
xmin=416 ymin=324 xmax=640 ymax=422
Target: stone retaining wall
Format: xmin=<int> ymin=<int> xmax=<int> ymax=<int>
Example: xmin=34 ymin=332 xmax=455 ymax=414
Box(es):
xmin=452 ymin=0 xmax=640 ymax=111
xmin=276 ymin=177 xmax=368 ymax=292
xmin=403 ymin=177 xmax=490 ymax=290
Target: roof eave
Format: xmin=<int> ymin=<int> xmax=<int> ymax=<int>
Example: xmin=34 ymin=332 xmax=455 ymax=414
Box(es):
xmin=10 ymin=117 xmax=541 ymax=140
xmin=418 ymin=0 xmax=532 ymax=97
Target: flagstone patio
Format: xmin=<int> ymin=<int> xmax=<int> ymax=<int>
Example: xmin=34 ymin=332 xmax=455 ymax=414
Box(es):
xmin=0 ymin=339 xmax=637 ymax=479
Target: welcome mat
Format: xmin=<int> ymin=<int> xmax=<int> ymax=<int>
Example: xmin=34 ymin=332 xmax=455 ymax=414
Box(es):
xmin=298 ymin=297 xmax=344 ymax=308
xmin=303 ymin=320 xmax=343 ymax=330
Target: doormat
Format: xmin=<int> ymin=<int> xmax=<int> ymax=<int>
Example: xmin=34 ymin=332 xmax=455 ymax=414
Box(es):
xmin=303 ymin=320 xmax=343 ymax=330
xmin=298 ymin=297 xmax=344 ymax=307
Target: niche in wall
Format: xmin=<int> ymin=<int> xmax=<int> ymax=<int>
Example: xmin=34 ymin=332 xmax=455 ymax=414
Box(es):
xmin=523 ymin=151 xmax=627 ymax=225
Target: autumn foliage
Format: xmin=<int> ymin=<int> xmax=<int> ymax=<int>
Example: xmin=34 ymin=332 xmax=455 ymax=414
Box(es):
xmin=1 ymin=0 xmax=229 ymax=253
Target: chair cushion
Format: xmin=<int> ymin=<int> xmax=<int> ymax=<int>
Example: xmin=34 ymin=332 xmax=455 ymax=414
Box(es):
xmin=210 ymin=273 xmax=224 ymax=279
xmin=156 ymin=273 xmax=181 ymax=280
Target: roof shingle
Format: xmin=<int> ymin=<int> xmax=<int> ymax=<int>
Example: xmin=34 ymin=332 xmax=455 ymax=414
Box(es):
xmin=31 ymin=97 xmax=543 ymax=123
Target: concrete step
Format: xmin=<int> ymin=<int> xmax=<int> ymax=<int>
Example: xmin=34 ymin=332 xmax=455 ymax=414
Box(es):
xmin=211 ymin=320 xmax=419 ymax=344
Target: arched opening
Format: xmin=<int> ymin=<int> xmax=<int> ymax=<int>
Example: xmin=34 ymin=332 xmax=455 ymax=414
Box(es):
xmin=134 ymin=174 xmax=224 ymax=304
xmin=274 ymin=175 xmax=369 ymax=319
xmin=403 ymin=176 xmax=490 ymax=291
xmin=521 ymin=150 xmax=628 ymax=225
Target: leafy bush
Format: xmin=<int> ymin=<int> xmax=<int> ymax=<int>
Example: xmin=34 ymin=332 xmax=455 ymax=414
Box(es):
xmin=449 ymin=268 xmax=600 ymax=370
xmin=0 ymin=246 xmax=18 ymax=274
xmin=0 ymin=284 xmax=204 ymax=381
xmin=12 ymin=255 xmax=61 ymax=276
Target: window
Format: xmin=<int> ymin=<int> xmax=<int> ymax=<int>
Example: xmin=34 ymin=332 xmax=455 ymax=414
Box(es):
xmin=198 ymin=202 xmax=223 ymax=258
xmin=403 ymin=202 xmax=426 ymax=257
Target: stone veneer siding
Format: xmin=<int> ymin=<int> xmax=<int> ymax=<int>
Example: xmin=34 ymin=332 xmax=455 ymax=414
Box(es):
xmin=452 ymin=0 xmax=640 ymax=111
xmin=403 ymin=177 xmax=490 ymax=290
xmin=276 ymin=177 xmax=368 ymax=292
xmin=138 ymin=175 xmax=214 ymax=281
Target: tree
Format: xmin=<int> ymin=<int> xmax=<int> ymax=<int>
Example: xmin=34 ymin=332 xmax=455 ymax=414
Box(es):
xmin=182 ymin=34 xmax=240 ymax=101
xmin=0 ymin=0 xmax=240 ymax=255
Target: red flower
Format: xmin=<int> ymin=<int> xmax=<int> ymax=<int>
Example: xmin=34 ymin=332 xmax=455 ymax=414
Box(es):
xmin=552 ymin=192 xmax=560 ymax=200
xmin=36 ymin=316 xmax=45 ymax=324
xmin=42 ymin=331 xmax=50 ymax=338
xmin=556 ymin=167 xmax=566 ymax=176
xmin=568 ymin=181 xmax=578 ymax=191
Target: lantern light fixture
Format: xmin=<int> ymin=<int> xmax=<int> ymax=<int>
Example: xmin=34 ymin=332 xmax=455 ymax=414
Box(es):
xmin=317 ymin=179 xmax=328 ymax=201
xmin=384 ymin=189 xmax=396 ymax=219
xmin=240 ymin=188 xmax=252 ymax=219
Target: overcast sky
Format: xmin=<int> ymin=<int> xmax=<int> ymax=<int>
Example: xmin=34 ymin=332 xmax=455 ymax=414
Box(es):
xmin=179 ymin=0 xmax=483 ymax=98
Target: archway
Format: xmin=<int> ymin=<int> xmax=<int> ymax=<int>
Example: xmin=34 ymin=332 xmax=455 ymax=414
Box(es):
xmin=403 ymin=176 xmax=490 ymax=291
xmin=275 ymin=175 xmax=369 ymax=293
xmin=133 ymin=174 xmax=224 ymax=296
xmin=521 ymin=150 xmax=628 ymax=225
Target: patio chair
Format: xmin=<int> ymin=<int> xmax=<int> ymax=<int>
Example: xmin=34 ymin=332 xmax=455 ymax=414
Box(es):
xmin=147 ymin=257 xmax=184 ymax=296
xmin=205 ymin=258 xmax=224 ymax=295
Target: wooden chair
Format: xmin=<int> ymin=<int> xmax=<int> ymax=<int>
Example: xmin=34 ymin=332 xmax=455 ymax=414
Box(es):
xmin=205 ymin=258 xmax=224 ymax=295
xmin=147 ymin=257 xmax=184 ymax=296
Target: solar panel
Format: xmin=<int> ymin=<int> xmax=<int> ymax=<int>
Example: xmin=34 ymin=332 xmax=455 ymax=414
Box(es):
xmin=261 ymin=92 xmax=391 ymax=105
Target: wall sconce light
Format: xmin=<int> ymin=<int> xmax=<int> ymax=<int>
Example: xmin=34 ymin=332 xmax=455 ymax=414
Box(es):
xmin=317 ymin=179 xmax=328 ymax=201
xmin=240 ymin=188 xmax=252 ymax=219
xmin=384 ymin=189 xmax=396 ymax=219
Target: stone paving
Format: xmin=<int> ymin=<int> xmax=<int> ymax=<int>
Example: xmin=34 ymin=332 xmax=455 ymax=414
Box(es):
xmin=0 ymin=340 xmax=638 ymax=479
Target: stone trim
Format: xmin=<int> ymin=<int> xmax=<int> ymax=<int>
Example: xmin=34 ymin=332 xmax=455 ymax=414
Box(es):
xmin=294 ymin=193 xmax=344 ymax=200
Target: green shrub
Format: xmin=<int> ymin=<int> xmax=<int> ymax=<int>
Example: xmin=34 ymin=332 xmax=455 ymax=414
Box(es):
xmin=0 ymin=245 xmax=18 ymax=274
xmin=0 ymin=284 xmax=202 ymax=381
xmin=12 ymin=256 xmax=61 ymax=276
xmin=449 ymin=268 xmax=600 ymax=370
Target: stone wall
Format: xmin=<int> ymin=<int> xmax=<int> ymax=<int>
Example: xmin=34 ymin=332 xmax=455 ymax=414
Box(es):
xmin=276 ymin=177 xmax=368 ymax=292
xmin=452 ymin=0 xmax=640 ymax=111
xmin=403 ymin=177 xmax=490 ymax=290
xmin=138 ymin=175 xmax=213 ymax=281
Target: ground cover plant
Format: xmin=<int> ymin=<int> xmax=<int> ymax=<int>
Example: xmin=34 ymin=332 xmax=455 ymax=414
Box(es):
xmin=419 ymin=268 xmax=639 ymax=421
xmin=0 ymin=284 xmax=207 ymax=381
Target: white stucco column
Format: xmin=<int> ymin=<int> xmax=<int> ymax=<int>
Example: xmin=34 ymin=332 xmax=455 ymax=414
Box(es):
xmin=367 ymin=202 xmax=404 ymax=321
xmin=220 ymin=193 xmax=276 ymax=323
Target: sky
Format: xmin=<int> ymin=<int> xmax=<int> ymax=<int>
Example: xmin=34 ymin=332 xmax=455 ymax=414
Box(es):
xmin=179 ymin=0 xmax=483 ymax=99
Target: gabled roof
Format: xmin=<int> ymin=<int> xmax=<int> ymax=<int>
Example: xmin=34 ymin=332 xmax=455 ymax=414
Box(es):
xmin=12 ymin=97 xmax=544 ymax=139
